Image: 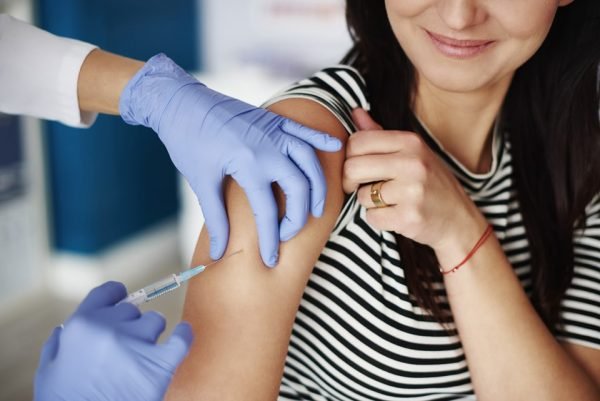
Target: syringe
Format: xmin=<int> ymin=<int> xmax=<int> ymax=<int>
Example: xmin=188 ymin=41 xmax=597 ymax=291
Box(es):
xmin=119 ymin=250 xmax=242 ymax=306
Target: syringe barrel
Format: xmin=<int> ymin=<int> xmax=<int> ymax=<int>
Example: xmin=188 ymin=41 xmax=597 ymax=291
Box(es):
xmin=120 ymin=289 xmax=148 ymax=306
xmin=142 ymin=274 xmax=180 ymax=300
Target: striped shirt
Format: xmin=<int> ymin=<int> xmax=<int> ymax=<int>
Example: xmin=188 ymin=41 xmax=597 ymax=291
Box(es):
xmin=263 ymin=66 xmax=600 ymax=400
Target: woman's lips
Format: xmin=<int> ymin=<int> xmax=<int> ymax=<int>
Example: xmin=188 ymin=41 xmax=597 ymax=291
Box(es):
xmin=425 ymin=30 xmax=495 ymax=59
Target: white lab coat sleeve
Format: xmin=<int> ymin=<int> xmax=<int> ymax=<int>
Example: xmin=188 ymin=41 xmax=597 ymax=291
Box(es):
xmin=0 ymin=14 xmax=98 ymax=128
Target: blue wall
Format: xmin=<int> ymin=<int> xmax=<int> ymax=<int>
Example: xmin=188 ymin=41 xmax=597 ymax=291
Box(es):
xmin=37 ymin=0 xmax=200 ymax=254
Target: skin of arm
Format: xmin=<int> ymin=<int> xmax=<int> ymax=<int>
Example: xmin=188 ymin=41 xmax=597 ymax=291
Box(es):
xmin=165 ymin=99 xmax=348 ymax=401
xmin=437 ymin=232 xmax=600 ymax=399
xmin=77 ymin=49 xmax=144 ymax=114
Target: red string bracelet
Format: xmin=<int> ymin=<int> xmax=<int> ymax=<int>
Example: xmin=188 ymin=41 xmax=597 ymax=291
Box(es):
xmin=440 ymin=224 xmax=494 ymax=275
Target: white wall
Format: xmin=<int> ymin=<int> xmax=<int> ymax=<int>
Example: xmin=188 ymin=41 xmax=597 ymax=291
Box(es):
xmin=0 ymin=0 xmax=50 ymax=315
xmin=0 ymin=0 xmax=32 ymax=21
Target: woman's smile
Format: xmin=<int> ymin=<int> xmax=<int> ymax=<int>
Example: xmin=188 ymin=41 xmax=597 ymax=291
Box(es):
xmin=425 ymin=29 xmax=496 ymax=59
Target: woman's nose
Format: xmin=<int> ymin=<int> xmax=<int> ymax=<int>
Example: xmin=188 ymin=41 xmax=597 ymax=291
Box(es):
xmin=436 ymin=0 xmax=487 ymax=31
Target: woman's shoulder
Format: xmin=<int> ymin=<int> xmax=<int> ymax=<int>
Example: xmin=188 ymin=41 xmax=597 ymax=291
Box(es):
xmin=263 ymin=64 xmax=371 ymax=134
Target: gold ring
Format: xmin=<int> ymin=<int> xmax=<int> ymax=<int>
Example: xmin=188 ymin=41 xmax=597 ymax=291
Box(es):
xmin=370 ymin=181 xmax=388 ymax=208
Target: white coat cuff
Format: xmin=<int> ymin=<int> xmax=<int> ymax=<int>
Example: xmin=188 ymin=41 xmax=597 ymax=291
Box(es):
xmin=55 ymin=41 xmax=98 ymax=128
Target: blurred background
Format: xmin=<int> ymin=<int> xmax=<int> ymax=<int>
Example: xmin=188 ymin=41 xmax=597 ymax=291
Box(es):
xmin=0 ymin=0 xmax=351 ymax=399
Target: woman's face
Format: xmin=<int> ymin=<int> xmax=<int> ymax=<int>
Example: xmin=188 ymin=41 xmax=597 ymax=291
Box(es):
xmin=384 ymin=0 xmax=573 ymax=93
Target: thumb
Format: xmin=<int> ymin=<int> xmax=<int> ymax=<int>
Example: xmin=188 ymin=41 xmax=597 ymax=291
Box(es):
xmin=159 ymin=322 xmax=194 ymax=369
xmin=352 ymin=108 xmax=382 ymax=131
xmin=38 ymin=326 xmax=62 ymax=368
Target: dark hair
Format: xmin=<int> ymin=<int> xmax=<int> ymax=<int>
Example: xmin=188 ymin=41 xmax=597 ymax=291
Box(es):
xmin=343 ymin=0 xmax=600 ymax=329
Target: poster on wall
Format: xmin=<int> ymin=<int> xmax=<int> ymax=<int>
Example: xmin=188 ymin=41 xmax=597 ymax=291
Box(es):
xmin=202 ymin=0 xmax=351 ymax=78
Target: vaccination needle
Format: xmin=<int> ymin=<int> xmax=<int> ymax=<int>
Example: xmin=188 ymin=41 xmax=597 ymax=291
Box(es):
xmin=119 ymin=250 xmax=243 ymax=306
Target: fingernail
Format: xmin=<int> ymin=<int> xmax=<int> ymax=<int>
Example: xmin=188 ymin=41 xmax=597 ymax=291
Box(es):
xmin=210 ymin=246 xmax=223 ymax=260
xmin=329 ymin=137 xmax=342 ymax=150
xmin=280 ymin=223 xmax=299 ymax=241
xmin=268 ymin=253 xmax=279 ymax=268
xmin=280 ymin=225 xmax=291 ymax=241
xmin=313 ymin=200 xmax=325 ymax=217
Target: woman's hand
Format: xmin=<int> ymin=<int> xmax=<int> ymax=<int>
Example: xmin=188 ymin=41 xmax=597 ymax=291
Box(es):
xmin=343 ymin=108 xmax=488 ymax=267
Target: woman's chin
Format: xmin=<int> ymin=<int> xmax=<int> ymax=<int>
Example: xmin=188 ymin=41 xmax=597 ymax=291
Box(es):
xmin=417 ymin=65 xmax=500 ymax=94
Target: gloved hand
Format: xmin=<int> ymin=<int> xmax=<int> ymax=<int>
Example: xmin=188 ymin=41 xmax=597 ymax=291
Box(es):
xmin=119 ymin=54 xmax=342 ymax=267
xmin=34 ymin=281 xmax=193 ymax=401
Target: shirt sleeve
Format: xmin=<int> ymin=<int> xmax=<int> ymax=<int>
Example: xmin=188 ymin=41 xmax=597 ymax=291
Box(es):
xmin=261 ymin=65 xmax=370 ymax=134
xmin=0 ymin=14 xmax=98 ymax=127
xmin=556 ymin=194 xmax=600 ymax=349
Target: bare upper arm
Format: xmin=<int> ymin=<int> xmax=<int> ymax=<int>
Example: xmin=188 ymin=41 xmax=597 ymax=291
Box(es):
xmin=166 ymin=99 xmax=349 ymax=401
xmin=562 ymin=342 xmax=600 ymax=387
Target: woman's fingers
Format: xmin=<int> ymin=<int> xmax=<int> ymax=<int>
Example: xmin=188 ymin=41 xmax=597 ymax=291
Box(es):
xmin=343 ymin=152 xmax=427 ymax=194
xmin=346 ymin=109 xmax=426 ymax=194
xmin=347 ymin=107 xmax=425 ymax=159
xmin=346 ymin=129 xmax=424 ymax=157
xmin=356 ymin=179 xmax=428 ymax=211
xmin=351 ymin=108 xmax=382 ymax=131
xmin=347 ymin=110 xmax=466 ymax=247
xmin=343 ymin=154 xmax=394 ymax=193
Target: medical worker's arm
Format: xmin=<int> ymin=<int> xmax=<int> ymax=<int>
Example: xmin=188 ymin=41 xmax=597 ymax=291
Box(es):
xmin=165 ymin=99 xmax=347 ymax=401
xmin=0 ymin=14 xmax=342 ymax=265
xmin=77 ymin=48 xmax=143 ymax=114
xmin=34 ymin=281 xmax=193 ymax=401
xmin=0 ymin=14 xmax=97 ymax=126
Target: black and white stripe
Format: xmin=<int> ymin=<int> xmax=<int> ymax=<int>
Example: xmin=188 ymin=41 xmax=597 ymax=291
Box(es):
xmin=264 ymin=66 xmax=600 ymax=401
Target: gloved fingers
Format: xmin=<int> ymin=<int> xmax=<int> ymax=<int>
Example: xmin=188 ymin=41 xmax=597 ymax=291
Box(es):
xmin=38 ymin=326 xmax=62 ymax=368
xmin=244 ymin=186 xmax=280 ymax=267
xmin=281 ymin=118 xmax=342 ymax=152
xmin=274 ymin=163 xmax=310 ymax=241
xmin=91 ymin=301 xmax=141 ymax=323
xmin=76 ymin=281 xmax=128 ymax=313
xmin=195 ymin=181 xmax=229 ymax=260
xmin=285 ymin=139 xmax=328 ymax=218
xmin=118 ymin=311 xmax=166 ymax=343
xmin=157 ymin=322 xmax=194 ymax=369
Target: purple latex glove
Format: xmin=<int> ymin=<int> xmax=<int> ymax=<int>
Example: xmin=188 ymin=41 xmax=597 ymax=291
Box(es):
xmin=119 ymin=54 xmax=341 ymax=267
xmin=34 ymin=281 xmax=193 ymax=401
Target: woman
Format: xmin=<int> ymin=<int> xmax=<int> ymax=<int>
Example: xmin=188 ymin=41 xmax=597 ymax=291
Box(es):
xmin=167 ymin=1 xmax=600 ymax=399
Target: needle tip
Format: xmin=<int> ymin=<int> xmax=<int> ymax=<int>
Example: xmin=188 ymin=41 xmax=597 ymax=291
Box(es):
xmin=180 ymin=249 xmax=244 ymax=282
